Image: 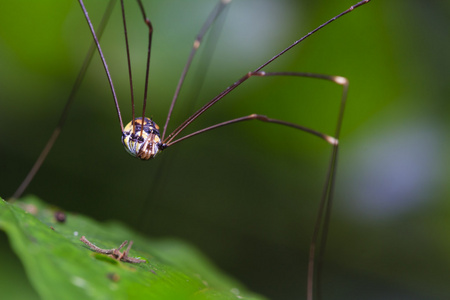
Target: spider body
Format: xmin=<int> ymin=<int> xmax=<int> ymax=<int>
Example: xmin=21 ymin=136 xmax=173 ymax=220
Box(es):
xmin=121 ymin=117 xmax=163 ymax=160
xmin=8 ymin=1 xmax=372 ymax=298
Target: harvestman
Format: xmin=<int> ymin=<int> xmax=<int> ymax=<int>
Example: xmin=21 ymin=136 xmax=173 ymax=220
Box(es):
xmin=12 ymin=0 xmax=371 ymax=298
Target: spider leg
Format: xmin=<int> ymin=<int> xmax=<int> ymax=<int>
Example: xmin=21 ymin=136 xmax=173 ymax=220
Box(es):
xmin=162 ymin=71 xmax=349 ymax=299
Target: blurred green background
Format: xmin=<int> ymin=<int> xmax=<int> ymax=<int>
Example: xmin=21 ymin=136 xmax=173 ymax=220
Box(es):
xmin=1 ymin=0 xmax=449 ymax=299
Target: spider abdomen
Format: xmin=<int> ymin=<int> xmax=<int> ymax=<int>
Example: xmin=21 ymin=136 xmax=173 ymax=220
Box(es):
xmin=121 ymin=117 xmax=162 ymax=160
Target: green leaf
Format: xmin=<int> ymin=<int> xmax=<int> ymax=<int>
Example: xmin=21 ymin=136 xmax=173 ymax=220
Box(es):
xmin=0 ymin=196 xmax=266 ymax=300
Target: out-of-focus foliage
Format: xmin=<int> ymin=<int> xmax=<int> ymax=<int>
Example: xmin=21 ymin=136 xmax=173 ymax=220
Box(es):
xmin=0 ymin=0 xmax=449 ymax=299
xmin=0 ymin=196 xmax=266 ymax=300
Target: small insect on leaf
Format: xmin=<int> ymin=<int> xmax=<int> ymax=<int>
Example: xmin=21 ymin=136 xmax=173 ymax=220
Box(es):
xmin=80 ymin=236 xmax=146 ymax=264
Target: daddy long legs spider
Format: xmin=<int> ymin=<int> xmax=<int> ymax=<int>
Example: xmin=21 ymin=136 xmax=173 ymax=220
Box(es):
xmin=2 ymin=0 xmax=371 ymax=298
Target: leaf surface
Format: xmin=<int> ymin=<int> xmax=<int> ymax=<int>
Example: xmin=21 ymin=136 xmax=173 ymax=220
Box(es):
xmin=0 ymin=196 xmax=266 ymax=300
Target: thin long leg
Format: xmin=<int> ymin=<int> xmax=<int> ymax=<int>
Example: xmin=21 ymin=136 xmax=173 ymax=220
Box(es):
xmin=158 ymin=4 xmax=366 ymax=295
xmin=185 ymin=5 xmax=230 ymax=115
xmin=165 ymin=114 xmax=338 ymax=148
xmin=157 ymin=7 xmax=365 ymax=293
xmin=161 ymin=0 xmax=232 ymax=141
xmin=311 ymin=145 xmax=339 ymax=300
xmin=161 ymin=70 xmax=349 ymax=300
xmin=119 ymin=0 xmax=136 ymax=134
xmin=163 ymin=1 xmax=370 ymax=145
xmin=309 ymin=78 xmax=348 ymax=300
xmin=168 ymin=114 xmax=341 ymax=300
xmin=163 ymin=71 xmax=348 ymax=146
xmin=119 ymin=0 xmax=154 ymax=137
xmin=134 ymin=0 xmax=153 ymax=137
xmin=78 ymin=0 xmax=124 ymax=132
xmin=11 ymin=0 xmax=117 ymax=200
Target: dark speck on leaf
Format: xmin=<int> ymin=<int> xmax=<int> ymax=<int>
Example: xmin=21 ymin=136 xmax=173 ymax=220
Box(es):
xmin=107 ymin=272 xmax=120 ymax=282
xmin=54 ymin=211 xmax=66 ymax=223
